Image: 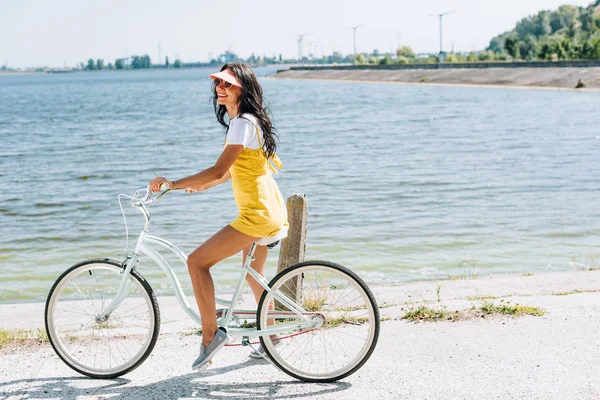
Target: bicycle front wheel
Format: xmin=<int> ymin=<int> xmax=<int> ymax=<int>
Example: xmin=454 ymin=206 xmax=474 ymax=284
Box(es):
xmin=256 ymin=260 xmax=380 ymax=382
xmin=45 ymin=259 xmax=160 ymax=379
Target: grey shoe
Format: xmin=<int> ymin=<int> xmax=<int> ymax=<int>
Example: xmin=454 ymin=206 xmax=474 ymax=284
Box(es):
xmin=192 ymin=327 xmax=229 ymax=370
xmin=249 ymin=336 xmax=282 ymax=359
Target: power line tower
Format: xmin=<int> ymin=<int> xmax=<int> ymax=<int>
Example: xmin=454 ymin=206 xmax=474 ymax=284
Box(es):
xmin=158 ymin=41 xmax=162 ymax=66
xmin=297 ymin=33 xmax=307 ymax=63
xmin=353 ymin=24 xmax=364 ymax=65
xmin=431 ymin=10 xmax=455 ymax=63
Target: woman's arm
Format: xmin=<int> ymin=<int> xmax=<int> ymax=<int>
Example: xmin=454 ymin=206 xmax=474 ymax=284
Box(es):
xmin=149 ymin=145 xmax=243 ymax=192
xmin=186 ymin=170 xmax=231 ymax=193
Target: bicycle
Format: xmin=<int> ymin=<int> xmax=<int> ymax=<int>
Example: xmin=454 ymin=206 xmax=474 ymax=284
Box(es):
xmin=44 ymin=186 xmax=380 ymax=382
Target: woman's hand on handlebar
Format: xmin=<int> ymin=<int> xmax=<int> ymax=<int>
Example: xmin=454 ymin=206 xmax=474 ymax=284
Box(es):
xmin=149 ymin=177 xmax=173 ymax=193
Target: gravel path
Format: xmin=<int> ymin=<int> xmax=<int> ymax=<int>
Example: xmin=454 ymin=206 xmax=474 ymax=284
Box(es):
xmin=1 ymin=271 xmax=599 ymax=399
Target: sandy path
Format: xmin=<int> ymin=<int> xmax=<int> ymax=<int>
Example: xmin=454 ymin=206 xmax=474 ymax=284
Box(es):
xmin=1 ymin=270 xmax=599 ymax=399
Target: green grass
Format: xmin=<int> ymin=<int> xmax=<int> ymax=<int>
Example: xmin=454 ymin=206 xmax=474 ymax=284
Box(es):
xmin=325 ymin=315 xmax=392 ymax=328
xmin=401 ymin=299 xmax=546 ymax=322
xmin=553 ymin=289 xmax=599 ymax=296
xmin=402 ymin=305 xmax=460 ymax=322
xmin=465 ymin=293 xmax=537 ymax=301
xmin=303 ymin=297 xmax=327 ymax=312
xmin=331 ymin=305 xmax=367 ymax=312
xmin=92 ymin=321 xmax=120 ymax=330
xmin=239 ymin=320 xmax=257 ymax=329
xmin=480 ymin=301 xmax=545 ymax=317
xmin=466 ymin=295 xmax=505 ymax=301
xmin=0 ymin=328 xmax=48 ymax=349
xmin=324 ymin=315 xmax=369 ymax=328
xmin=447 ymin=272 xmax=479 ymax=281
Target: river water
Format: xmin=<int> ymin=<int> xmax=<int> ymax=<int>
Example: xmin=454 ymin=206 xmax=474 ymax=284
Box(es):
xmin=1 ymin=67 xmax=599 ymax=302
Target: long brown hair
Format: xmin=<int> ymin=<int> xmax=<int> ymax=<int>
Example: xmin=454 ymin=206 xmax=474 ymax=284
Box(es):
xmin=211 ymin=62 xmax=278 ymax=158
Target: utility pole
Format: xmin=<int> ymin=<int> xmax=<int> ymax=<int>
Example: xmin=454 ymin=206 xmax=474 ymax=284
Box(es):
xmin=297 ymin=33 xmax=307 ymax=64
xmin=158 ymin=41 xmax=162 ymax=67
xmin=431 ymin=10 xmax=455 ymax=63
xmin=353 ymin=24 xmax=364 ymax=65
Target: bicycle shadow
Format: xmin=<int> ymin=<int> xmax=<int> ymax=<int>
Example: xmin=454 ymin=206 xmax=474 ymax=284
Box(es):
xmin=0 ymin=376 xmax=130 ymax=399
xmin=0 ymin=359 xmax=352 ymax=400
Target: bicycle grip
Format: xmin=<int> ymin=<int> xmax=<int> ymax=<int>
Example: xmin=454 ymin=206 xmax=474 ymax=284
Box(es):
xmin=160 ymin=181 xmax=171 ymax=191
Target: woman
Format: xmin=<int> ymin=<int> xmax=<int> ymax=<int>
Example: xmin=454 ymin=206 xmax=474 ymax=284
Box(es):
xmin=149 ymin=62 xmax=288 ymax=370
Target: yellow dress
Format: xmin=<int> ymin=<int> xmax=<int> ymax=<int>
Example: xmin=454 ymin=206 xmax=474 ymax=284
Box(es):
xmin=228 ymin=125 xmax=288 ymax=238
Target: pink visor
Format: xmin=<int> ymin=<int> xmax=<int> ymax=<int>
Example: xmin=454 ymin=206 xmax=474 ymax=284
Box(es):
xmin=209 ymin=69 xmax=242 ymax=88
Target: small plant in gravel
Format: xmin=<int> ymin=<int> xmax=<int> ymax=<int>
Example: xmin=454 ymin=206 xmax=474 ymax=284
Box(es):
xmin=400 ymin=299 xmax=546 ymax=323
xmin=479 ymin=300 xmax=545 ymax=317
xmin=303 ymin=296 xmax=327 ymax=312
xmin=0 ymin=328 xmax=48 ymax=349
xmin=402 ymin=305 xmax=460 ymax=322
xmin=324 ymin=315 xmax=369 ymax=328
xmin=240 ymin=320 xmax=257 ymax=329
xmin=552 ymin=289 xmax=599 ymax=296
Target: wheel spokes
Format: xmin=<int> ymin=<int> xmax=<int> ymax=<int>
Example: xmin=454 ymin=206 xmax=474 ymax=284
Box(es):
xmin=260 ymin=264 xmax=378 ymax=381
xmin=47 ymin=263 xmax=156 ymax=376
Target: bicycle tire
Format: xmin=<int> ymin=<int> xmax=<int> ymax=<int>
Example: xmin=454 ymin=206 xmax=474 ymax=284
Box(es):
xmin=45 ymin=258 xmax=160 ymax=379
xmin=256 ymin=260 xmax=380 ymax=382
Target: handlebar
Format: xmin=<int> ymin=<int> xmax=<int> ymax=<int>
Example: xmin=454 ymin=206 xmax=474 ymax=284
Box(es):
xmin=118 ymin=183 xmax=179 ymax=257
xmin=129 ymin=184 xmax=173 ymax=207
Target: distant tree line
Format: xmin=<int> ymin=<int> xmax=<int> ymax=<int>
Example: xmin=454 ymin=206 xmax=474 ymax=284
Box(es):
xmin=72 ymin=2 xmax=600 ymax=74
xmin=78 ymin=54 xmax=185 ymax=71
xmin=487 ymin=1 xmax=600 ymax=60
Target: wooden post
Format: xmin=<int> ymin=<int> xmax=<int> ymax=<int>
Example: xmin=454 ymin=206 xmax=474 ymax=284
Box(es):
xmin=277 ymin=194 xmax=307 ymax=271
xmin=276 ymin=194 xmax=307 ymax=304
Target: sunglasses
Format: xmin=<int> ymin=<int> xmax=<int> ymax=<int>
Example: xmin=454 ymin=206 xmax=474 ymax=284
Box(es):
xmin=214 ymin=78 xmax=234 ymax=89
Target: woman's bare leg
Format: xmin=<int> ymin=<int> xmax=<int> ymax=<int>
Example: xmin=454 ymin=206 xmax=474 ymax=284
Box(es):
xmin=243 ymin=245 xmax=275 ymax=326
xmin=187 ymin=225 xmax=256 ymax=346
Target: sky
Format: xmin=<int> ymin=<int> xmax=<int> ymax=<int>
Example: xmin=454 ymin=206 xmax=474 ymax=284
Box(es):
xmin=0 ymin=0 xmax=595 ymax=68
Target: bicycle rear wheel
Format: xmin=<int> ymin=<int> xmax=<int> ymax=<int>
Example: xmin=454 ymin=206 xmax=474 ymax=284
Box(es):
xmin=45 ymin=259 xmax=160 ymax=378
xmin=256 ymin=260 xmax=380 ymax=382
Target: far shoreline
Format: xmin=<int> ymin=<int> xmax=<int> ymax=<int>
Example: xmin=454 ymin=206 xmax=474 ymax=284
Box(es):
xmin=271 ymin=66 xmax=600 ymax=91
xmin=268 ymin=75 xmax=600 ymax=92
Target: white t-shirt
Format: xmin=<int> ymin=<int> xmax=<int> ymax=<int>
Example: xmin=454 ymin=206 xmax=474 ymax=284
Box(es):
xmin=226 ymin=114 xmax=264 ymax=150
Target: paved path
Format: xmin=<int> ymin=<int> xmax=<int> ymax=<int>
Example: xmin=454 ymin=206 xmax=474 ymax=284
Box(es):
xmin=1 ymin=271 xmax=599 ymax=399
